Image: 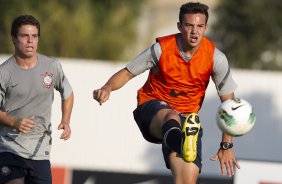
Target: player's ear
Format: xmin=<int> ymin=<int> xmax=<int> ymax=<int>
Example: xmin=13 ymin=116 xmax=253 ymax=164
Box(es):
xmin=177 ymin=22 xmax=181 ymax=31
xmin=205 ymin=23 xmax=208 ymax=32
xmin=12 ymin=36 xmax=16 ymax=45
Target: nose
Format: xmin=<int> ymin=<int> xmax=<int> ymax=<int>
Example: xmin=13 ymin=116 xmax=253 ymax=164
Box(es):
xmin=191 ymin=26 xmax=197 ymax=34
xmin=27 ymin=36 xmax=33 ymax=43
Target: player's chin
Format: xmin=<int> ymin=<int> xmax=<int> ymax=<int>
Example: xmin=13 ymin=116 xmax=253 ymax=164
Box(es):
xmin=188 ymin=40 xmax=200 ymax=48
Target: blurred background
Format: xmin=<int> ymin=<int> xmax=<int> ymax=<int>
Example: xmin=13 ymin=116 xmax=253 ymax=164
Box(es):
xmin=0 ymin=0 xmax=282 ymax=183
xmin=1 ymin=0 xmax=281 ymax=70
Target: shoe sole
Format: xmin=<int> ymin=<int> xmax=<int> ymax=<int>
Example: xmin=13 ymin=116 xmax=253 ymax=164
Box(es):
xmin=181 ymin=113 xmax=201 ymax=162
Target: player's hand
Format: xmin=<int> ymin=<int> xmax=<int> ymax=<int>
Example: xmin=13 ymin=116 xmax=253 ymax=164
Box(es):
xmin=14 ymin=117 xmax=36 ymax=133
xmin=93 ymin=85 xmax=111 ymax=105
xmin=58 ymin=122 xmax=71 ymax=140
xmin=210 ymin=148 xmax=240 ymax=177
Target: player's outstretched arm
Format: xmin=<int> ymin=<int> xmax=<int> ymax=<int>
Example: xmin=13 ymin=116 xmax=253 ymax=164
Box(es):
xmin=93 ymin=68 xmax=135 ymax=105
xmin=210 ymin=92 xmax=240 ymax=176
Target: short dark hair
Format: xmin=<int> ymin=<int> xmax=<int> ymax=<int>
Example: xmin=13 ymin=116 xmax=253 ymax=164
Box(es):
xmin=179 ymin=2 xmax=209 ymax=24
xmin=11 ymin=15 xmax=40 ymax=37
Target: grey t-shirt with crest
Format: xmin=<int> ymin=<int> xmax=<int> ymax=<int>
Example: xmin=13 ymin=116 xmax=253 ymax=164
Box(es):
xmin=0 ymin=53 xmax=72 ymax=160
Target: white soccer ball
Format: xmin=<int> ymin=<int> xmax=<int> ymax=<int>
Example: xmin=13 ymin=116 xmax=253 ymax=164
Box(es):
xmin=216 ymin=98 xmax=256 ymax=137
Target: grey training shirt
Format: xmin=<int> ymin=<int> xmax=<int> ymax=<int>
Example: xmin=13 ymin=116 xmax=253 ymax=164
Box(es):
xmin=126 ymin=35 xmax=237 ymax=96
xmin=0 ymin=53 xmax=73 ymax=160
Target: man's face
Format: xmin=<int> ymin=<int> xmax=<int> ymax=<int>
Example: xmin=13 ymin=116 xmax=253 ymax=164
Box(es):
xmin=178 ymin=13 xmax=208 ymax=49
xmin=12 ymin=24 xmax=39 ymax=58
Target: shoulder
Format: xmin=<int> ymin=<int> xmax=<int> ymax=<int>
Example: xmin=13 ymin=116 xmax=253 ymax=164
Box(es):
xmin=157 ymin=33 xmax=177 ymax=40
xmin=157 ymin=33 xmax=179 ymax=51
xmin=0 ymin=57 xmax=16 ymax=85
xmin=201 ymin=37 xmax=215 ymax=55
xmin=213 ymin=48 xmax=228 ymax=65
xmin=37 ymin=53 xmax=57 ymax=62
xmin=0 ymin=56 xmax=15 ymax=69
xmin=213 ymin=48 xmax=230 ymax=74
xmin=0 ymin=57 xmax=16 ymax=81
xmin=37 ymin=53 xmax=61 ymax=67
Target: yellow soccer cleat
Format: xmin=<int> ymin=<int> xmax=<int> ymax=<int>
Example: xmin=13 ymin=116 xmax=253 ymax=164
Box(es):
xmin=182 ymin=113 xmax=201 ymax=162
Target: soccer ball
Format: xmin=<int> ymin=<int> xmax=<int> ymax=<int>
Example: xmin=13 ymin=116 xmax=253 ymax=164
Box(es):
xmin=216 ymin=98 xmax=256 ymax=137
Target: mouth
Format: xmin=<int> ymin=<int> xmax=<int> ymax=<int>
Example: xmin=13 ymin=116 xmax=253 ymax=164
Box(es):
xmin=190 ymin=35 xmax=198 ymax=43
xmin=26 ymin=46 xmax=34 ymax=51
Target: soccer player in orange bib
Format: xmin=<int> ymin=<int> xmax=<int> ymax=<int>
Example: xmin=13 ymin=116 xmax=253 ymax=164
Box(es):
xmin=93 ymin=2 xmax=239 ymax=183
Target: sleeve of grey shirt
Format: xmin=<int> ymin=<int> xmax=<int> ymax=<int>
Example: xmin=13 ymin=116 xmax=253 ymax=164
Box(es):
xmin=0 ymin=70 xmax=6 ymax=108
xmin=53 ymin=60 xmax=73 ymax=100
xmin=212 ymin=48 xmax=237 ymax=96
xmin=126 ymin=42 xmax=162 ymax=76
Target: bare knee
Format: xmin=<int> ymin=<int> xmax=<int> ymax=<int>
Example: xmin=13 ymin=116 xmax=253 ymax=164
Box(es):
xmin=173 ymin=167 xmax=199 ymax=184
xmin=150 ymin=109 xmax=180 ymax=139
xmin=5 ymin=177 xmax=25 ymax=184
xmin=169 ymin=153 xmax=199 ymax=184
xmin=162 ymin=109 xmax=180 ymax=123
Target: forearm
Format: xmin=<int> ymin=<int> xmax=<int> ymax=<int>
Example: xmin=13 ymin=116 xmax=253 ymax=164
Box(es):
xmin=222 ymin=133 xmax=233 ymax=143
xmin=0 ymin=111 xmax=16 ymax=127
xmin=61 ymin=92 xmax=74 ymax=124
xmin=103 ymin=68 xmax=135 ymax=92
xmin=219 ymin=93 xmax=234 ymax=102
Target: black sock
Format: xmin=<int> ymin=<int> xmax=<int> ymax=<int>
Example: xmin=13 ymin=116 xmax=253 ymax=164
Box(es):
xmin=161 ymin=119 xmax=182 ymax=154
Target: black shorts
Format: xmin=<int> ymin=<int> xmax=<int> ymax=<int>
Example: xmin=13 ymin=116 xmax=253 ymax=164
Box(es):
xmin=0 ymin=152 xmax=52 ymax=184
xmin=133 ymin=100 xmax=203 ymax=170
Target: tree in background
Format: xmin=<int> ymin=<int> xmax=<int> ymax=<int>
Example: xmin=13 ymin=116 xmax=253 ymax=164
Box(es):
xmin=0 ymin=0 xmax=144 ymax=61
xmin=211 ymin=0 xmax=282 ymax=70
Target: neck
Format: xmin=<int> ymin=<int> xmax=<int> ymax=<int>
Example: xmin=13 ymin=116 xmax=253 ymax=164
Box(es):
xmin=182 ymin=47 xmax=198 ymax=58
xmin=14 ymin=54 xmax=37 ymax=69
xmin=177 ymin=35 xmax=198 ymax=58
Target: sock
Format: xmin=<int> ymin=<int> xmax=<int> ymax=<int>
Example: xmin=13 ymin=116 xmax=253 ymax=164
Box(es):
xmin=162 ymin=119 xmax=182 ymax=154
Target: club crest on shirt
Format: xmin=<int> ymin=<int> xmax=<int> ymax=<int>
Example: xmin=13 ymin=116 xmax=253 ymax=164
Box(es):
xmin=41 ymin=72 xmax=53 ymax=89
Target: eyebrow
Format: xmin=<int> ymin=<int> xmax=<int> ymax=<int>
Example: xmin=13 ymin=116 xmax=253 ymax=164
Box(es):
xmin=18 ymin=33 xmax=39 ymax=35
xmin=185 ymin=22 xmax=206 ymax=26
